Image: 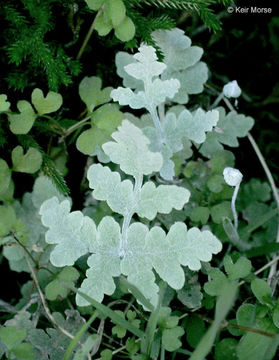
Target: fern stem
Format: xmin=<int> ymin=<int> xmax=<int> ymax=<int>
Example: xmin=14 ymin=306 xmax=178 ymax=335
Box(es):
xmin=77 ymin=18 xmax=95 ymax=60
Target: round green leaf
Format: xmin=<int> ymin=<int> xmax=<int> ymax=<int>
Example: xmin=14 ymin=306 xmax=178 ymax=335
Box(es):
xmin=0 ymin=178 xmax=14 ymax=201
xmin=76 ymin=127 xmax=107 ymax=155
xmin=210 ymin=201 xmax=233 ymax=224
xmin=0 ymin=94 xmax=10 ymax=111
xmin=251 ymin=278 xmax=273 ymax=306
xmin=215 ymin=338 xmax=238 ymax=360
xmin=0 ymin=205 xmax=16 ymax=237
xmin=190 ymin=206 xmax=210 ymax=224
xmin=12 ymin=146 xmax=42 ymax=173
xmin=31 ymin=88 xmax=63 ymax=115
xmin=85 ymin=0 xmax=105 ymax=10
xmin=79 ymin=76 xmax=113 ymax=112
xmin=114 ymin=16 xmax=135 ymax=42
xmin=0 ymin=159 xmax=11 ymax=195
xmin=8 ymin=100 xmax=36 ymax=134
xmin=100 ymin=349 xmax=113 ymax=360
xmin=94 ymin=11 xmax=113 ymax=36
xmin=224 ymin=255 xmax=252 ymax=280
xmin=162 ymin=326 xmax=184 ymax=352
xmin=12 ymin=343 xmax=35 ymax=360
xmin=45 ymin=279 xmax=68 ymax=300
xmin=105 ymin=0 xmax=126 ymax=27
xmin=91 ymin=104 xmax=123 ymax=130
xmin=236 ymin=303 xmax=256 ymax=328
xmin=211 ymin=150 xmax=235 ymax=173
xmin=0 ymin=327 xmax=27 ymax=350
xmin=45 ymin=267 xmax=80 ymax=301
xmin=207 ymin=174 xmax=224 ymax=193
xmin=185 ymin=315 xmax=206 ymax=348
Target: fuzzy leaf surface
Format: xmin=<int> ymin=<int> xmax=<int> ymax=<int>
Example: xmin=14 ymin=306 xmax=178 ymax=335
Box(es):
xmin=125 ymin=45 xmax=166 ymax=81
xmin=115 ymin=51 xmax=142 ymax=89
xmin=87 ymin=163 xmax=134 ymax=216
xmin=111 ymin=79 xmax=179 ymax=109
xmin=103 ymin=120 xmax=163 ymax=177
xmin=178 ymin=108 xmax=219 ymax=144
xmin=152 ymin=28 xmax=203 ymax=71
xmin=152 ymin=28 xmax=207 ymax=104
xmin=77 ymin=216 xmax=121 ymax=305
xmin=136 ymin=182 xmax=190 ymax=220
xmin=40 ymin=197 xmax=96 ymax=266
xmin=121 ymin=222 xmax=222 ymax=306
xmin=200 ymin=107 xmax=254 ymax=157
xmin=111 ymin=45 xmax=180 ymax=108
xmin=31 ymin=88 xmax=62 ymax=115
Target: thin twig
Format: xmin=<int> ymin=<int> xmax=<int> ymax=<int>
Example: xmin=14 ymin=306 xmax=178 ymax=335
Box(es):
xmin=222 ymin=321 xmax=275 ymax=338
xmin=63 ymin=115 xmax=91 ymax=137
xmin=23 ymin=251 xmax=75 ymax=340
xmin=91 ymin=319 xmax=105 ymax=356
xmin=238 ymin=255 xmax=279 ymax=287
xmin=77 ymin=18 xmax=95 ymax=60
xmin=199 ymin=314 xmax=276 ymax=338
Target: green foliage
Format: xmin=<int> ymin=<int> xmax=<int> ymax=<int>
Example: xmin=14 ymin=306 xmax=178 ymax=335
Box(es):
xmin=12 ymin=146 xmax=42 ymax=174
xmin=129 ymin=0 xmax=231 ymax=32
xmin=1 ymin=20 xmax=279 ymax=360
xmin=86 ymin=0 xmax=135 ymax=41
xmin=40 ymin=119 xmax=221 ymax=306
xmin=45 ymin=267 xmax=80 ymax=301
xmin=2 ymin=1 xmax=81 ymax=91
xmin=200 ymin=107 xmax=255 ymax=157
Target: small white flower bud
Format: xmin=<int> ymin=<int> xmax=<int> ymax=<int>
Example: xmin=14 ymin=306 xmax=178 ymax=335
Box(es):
xmin=223 ymin=167 xmax=243 ymax=187
xmin=223 ymin=80 xmax=241 ymax=98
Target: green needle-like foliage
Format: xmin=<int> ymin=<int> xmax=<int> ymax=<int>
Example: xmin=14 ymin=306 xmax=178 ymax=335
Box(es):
xmin=2 ymin=1 xmax=81 ymax=91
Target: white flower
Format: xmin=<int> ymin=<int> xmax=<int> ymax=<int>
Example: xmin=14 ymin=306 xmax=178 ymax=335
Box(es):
xmin=223 ymin=80 xmax=241 ymax=98
xmin=223 ymin=167 xmax=243 ymax=187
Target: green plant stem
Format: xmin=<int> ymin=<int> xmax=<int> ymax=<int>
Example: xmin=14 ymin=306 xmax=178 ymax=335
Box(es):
xmin=40 ymin=114 xmax=65 ymax=134
xmin=120 ymin=277 xmax=155 ymax=312
xmin=72 ymin=287 xmax=144 ymax=338
xmin=63 ymin=115 xmax=92 ymax=137
xmin=23 ymin=252 xmax=75 ymax=340
xmin=210 ymin=92 xmax=224 ymax=109
xmin=141 ymin=281 xmax=166 ymax=356
xmin=77 ymin=18 xmax=95 ymax=60
xmin=12 ymin=233 xmax=37 ymax=266
xmin=238 ymin=255 xmax=279 ymax=287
